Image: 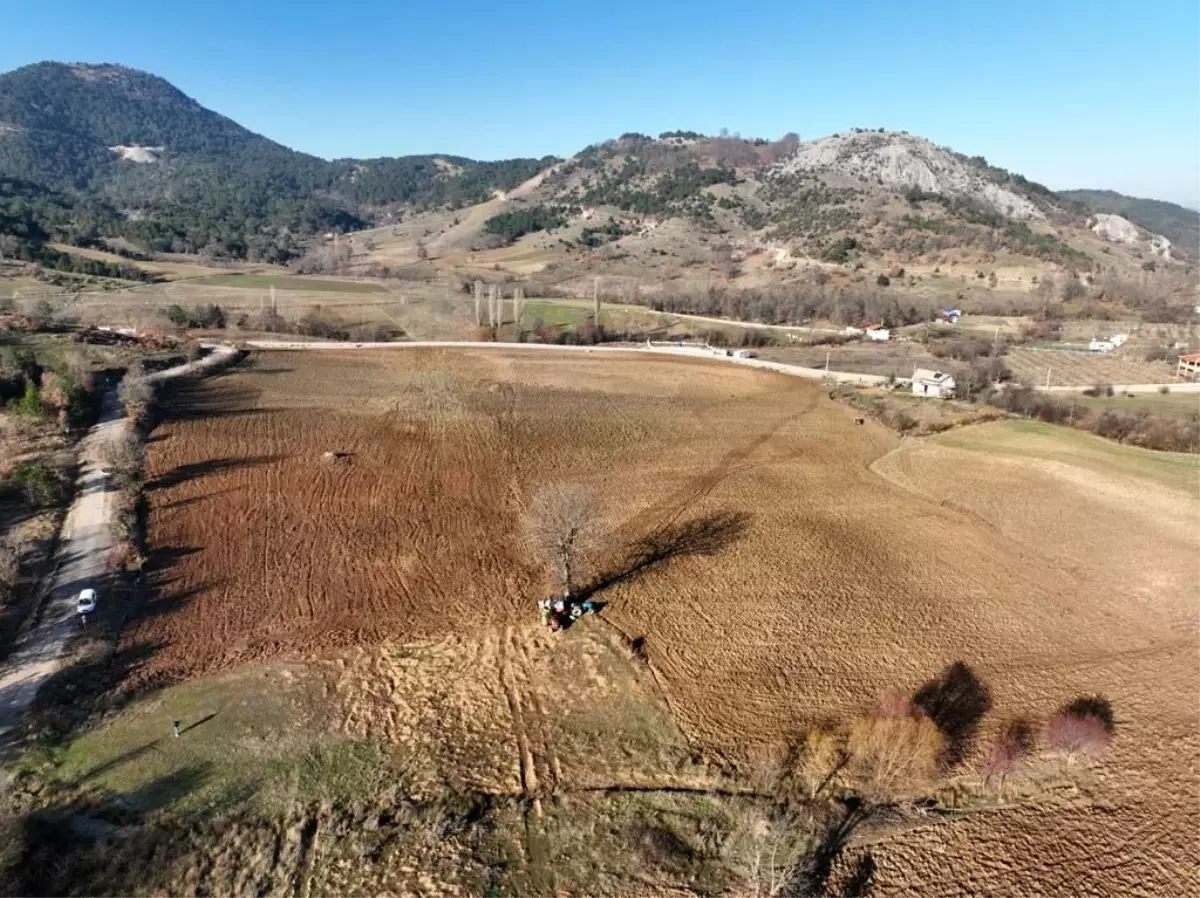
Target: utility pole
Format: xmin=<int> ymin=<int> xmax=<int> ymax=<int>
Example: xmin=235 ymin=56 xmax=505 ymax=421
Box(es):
xmin=1045 ymin=367 xmax=1051 ymax=388
xmin=593 ymin=277 xmax=601 ymax=321
xmin=825 ymin=351 xmax=830 ymax=374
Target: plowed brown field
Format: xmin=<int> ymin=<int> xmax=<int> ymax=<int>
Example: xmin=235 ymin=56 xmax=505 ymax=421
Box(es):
xmin=125 ymin=349 xmax=1199 ymax=895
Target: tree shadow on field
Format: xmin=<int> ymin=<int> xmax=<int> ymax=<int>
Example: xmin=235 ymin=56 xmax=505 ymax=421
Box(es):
xmin=576 ymin=509 xmax=754 ymax=602
xmin=913 ymin=661 xmax=993 ymax=767
xmin=147 ymin=455 xmax=281 ymax=492
xmin=152 ymin=376 xmax=285 ymax=426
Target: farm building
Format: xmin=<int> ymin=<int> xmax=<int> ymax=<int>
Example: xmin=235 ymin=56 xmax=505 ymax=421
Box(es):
xmin=865 ymin=324 xmax=891 ymax=342
xmin=911 ymin=368 xmax=956 ymax=398
xmin=1177 ymin=353 xmax=1200 ymax=381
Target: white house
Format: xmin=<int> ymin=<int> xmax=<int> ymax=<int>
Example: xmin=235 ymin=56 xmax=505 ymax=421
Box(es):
xmin=911 ymin=368 xmax=956 ymax=399
xmin=865 ymin=325 xmax=890 ymax=342
xmin=1089 ymin=339 xmax=1116 ymax=353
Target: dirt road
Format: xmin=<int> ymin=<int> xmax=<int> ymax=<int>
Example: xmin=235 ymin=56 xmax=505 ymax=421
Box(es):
xmin=0 ymin=393 xmax=120 ymax=755
xmin=0 ymin=346 xmax=238 ymax=757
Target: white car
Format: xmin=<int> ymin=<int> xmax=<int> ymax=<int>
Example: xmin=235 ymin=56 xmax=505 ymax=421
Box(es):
xmin=77 ymin=588 xmax=97 ymax=615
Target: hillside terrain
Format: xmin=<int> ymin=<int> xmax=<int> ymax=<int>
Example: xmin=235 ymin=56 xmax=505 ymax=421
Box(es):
xmin=1060 ymin=189 xmax=1199 ymax=259
xmin=0 ymin=62 xmax=552 ymax=261
xmin=355 ymin=136 xmax=1189 ymax=304
xmin=0 ymin=62 xmax=1195 ymax=333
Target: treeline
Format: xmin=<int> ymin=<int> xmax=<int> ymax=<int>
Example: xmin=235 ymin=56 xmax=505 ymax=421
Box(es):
xmin=984 ymin=385 xmax=1199 ymax=453
xmin=0 ymin=177 xmax=158 ymax=281
xmin=645 ymin=283 xmax=934 ymax=327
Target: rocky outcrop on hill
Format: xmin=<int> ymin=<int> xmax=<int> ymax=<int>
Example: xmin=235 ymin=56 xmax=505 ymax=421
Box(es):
xmin=1089 ymin=212 xmax=1173 ymax=259
xmin=775 ymin=130 xmax=1048 ymax=220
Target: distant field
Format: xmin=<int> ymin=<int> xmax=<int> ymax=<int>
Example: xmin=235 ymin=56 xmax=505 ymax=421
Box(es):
xmin=193 ymin=274 xmax=387 ymax=293
xmin=1072 ymin=390 xmax=1199 ymax=420
xmin=1007 ymin=346 xmax=1175 ymax=386
xmin=759 ymin=341 xmax=943 ymax=377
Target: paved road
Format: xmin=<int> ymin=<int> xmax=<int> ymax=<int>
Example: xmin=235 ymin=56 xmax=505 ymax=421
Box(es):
xmin=0 ymin=345 xmax=238 ymax=757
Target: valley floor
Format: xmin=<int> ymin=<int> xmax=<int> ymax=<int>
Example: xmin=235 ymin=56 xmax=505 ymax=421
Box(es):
xmin=2 ymin=351 xmax=1195 ymax=896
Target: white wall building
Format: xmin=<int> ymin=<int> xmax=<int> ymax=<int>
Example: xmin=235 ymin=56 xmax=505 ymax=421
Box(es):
xmin=911 ymin=368 xmax=956 ymax=399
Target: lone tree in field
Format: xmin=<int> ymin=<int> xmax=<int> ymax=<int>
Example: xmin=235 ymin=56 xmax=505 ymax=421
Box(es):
xmin=523 ymin=483 xmax=602 ymax=596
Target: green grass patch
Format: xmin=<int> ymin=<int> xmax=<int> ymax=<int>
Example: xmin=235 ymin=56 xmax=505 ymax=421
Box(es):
xmin=16 ymin=662 xmax=394 ymax=817
xmin=194 ymin=274 xmax=385 ymax=293
xmin=1071 ymin=391 xmax=1199 ymax=420
xmin=933 ymin=419 xmax=1200 ymax=495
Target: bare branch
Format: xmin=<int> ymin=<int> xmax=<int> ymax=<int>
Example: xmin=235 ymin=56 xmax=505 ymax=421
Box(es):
xmin=522 ymin=482 xmax=602 ymax=595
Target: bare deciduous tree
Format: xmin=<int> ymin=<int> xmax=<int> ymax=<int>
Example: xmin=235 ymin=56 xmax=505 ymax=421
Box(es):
xmin=512 ymin=286 xmax=525 ymax=328
xmin=980 ymin=717 xmax=1034 ymax=787
xmin=488 ymin=284 xmax=500 ymax=327
xmin=522 ymin=483 xmax=602 ymax=596
xmin=846 ymin=711 xmax=943 ymax=802
xmin=101 ymin=428 xmax=146 ymax=486
xmin=117 ymin=374 xmax=154 ymax=412
xmin=723 ymin=806 xmax=812 ymax=898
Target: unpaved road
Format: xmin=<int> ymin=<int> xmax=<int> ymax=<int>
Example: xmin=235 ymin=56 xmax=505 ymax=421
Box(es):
xmin=0 ymin=346 xmax=238 ymax=757
xmin=0 ymin=393 xmax=120 ymax=755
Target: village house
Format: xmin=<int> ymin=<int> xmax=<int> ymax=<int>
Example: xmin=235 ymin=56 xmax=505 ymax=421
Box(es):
xmin=911 ymin=368 xmax=956 ymax=398
xmin=1177 ymin=353 xmax=1200 ymax=382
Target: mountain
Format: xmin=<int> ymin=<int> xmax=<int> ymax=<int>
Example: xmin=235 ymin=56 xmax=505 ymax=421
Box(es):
xmin=0 ymin=62 xmax=553 ymax=262
xmin=0 ymin=62 xmax=1187 ymax=284
xmin=441 ymin=129 xmax=1120 ymax=271
xmin=1059 ymin=190 xmax=1198 ymax=260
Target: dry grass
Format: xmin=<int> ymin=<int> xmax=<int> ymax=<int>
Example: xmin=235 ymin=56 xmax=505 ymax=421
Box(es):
xmin=867 ymin=421 xmax=1199 ymax=896
xmin=1007 ymin=346 xmax=1175 ymax=386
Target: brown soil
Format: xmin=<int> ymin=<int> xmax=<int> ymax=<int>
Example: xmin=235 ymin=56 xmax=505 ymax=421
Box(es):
xmin=123 ymin=349 xmax=1198 ymax=895
xmin=862 ymin=430 xmax=1199 ymax=896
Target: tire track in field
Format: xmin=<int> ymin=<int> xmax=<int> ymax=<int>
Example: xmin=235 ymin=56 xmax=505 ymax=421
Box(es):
xmin=620 ymin=391 xmax=817 ymax=540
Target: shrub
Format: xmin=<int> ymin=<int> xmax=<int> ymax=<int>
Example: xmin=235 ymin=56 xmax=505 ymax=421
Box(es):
xmin=101 ymin=429 xmax=147 ymax=487
xmin=1044 ymin=695 xmax=1114 ymax=757
xmin=876 ymin=274 xmax=890 ymax=287
xmin=1158 ymin=385 xmax=1170 ymax=395
xmin=980 ymin=718 xmax=1035 ymax=782
xmin=10 ymin=460 xmax=64 ymax=506
xmin=846 ymin=712 xmax=943 ymax=801
xmin=7 ymin=380 xmax=44 ymax=418
xmin=117 ymin=375 xmax=155 ymax=418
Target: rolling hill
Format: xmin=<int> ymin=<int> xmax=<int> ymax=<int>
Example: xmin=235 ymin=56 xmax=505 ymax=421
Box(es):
xmin=0 ymin=61 xmax=1190 ymax=288
xmin=0 ymin=62 xmax=552 ymax=262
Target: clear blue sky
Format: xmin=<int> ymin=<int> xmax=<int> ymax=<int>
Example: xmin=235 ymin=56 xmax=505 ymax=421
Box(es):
xmin=2 ymin=0 xmax=1197 ymax=204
